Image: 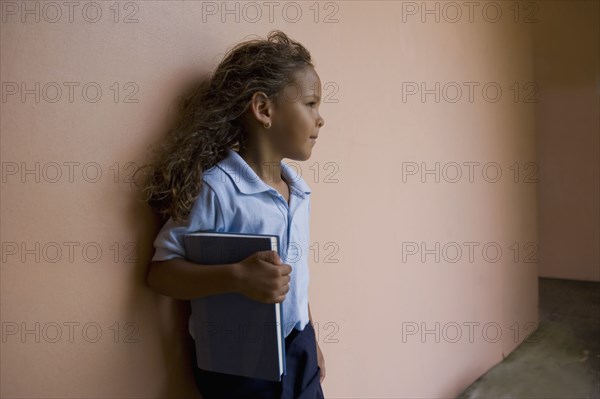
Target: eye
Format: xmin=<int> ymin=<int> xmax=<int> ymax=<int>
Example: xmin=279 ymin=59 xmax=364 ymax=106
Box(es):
xmin=307 ymin=102 xmax=317 ymax=108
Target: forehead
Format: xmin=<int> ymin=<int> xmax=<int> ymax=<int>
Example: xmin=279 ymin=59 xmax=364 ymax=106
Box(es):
xmin=283 ymin=67 xmax=322 ymax=99
xmin=294 ymin=66 xmax=321 ymax=87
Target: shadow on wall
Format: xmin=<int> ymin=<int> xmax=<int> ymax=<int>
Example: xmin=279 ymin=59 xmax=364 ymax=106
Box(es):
xmin=127 ymin=76 xmax=216 ymax=399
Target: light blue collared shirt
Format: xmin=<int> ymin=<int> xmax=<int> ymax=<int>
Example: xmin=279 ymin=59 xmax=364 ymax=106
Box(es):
xmin=152 ymin=148 xmax=312 ymax=339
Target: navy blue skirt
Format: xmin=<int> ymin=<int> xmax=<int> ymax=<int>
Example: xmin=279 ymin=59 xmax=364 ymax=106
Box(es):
xmin=191 ymin=321 xmax=324 ymax=399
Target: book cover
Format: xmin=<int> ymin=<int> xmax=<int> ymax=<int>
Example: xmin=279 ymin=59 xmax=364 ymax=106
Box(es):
xmin=183 ymin=231 xmax=286 ymax=382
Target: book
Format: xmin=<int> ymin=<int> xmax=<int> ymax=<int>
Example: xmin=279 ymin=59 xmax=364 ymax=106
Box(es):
xmin=183 ymin=231 xmax=286 ymax=382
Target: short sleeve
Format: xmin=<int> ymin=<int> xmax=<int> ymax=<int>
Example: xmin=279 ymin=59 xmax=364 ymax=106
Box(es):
xmin=151 ymin=182 xmax=224 ymax=262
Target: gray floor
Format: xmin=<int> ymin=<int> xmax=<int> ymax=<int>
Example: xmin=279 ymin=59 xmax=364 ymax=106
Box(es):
xmin=457 ymin=277 xmax=600 ymax=399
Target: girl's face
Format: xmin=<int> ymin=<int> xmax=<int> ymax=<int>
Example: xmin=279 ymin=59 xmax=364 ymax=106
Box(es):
xmin=269 ymin=66 xmax=325 ymax=161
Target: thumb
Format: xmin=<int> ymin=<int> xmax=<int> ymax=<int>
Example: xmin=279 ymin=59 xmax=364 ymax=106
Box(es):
xmin=266 ymin=250 xmax=282 ymax=265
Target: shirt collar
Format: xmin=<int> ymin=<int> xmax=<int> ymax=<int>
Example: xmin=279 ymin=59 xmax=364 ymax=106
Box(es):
xmin=216 ymin=148 xmax=312 ymax=198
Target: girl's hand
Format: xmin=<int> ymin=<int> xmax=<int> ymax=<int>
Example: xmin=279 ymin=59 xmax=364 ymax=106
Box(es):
xmin=317 ymin=342 xmax=326 ymax=383
xmin=235 ymin=250 xmax=292 ymax=304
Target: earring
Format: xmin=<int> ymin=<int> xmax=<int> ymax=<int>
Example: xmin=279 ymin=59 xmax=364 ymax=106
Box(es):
xmin=264 ymin=121 xmax=271 ymax=129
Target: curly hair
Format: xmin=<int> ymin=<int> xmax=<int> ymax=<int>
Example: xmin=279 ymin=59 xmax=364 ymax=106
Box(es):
xmin=132 ymin=30 xmax=314 ymax=224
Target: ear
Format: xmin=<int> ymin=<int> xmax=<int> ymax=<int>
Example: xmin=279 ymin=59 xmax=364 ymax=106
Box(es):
xmin=248 ymin=91 xmax=274 ymax=127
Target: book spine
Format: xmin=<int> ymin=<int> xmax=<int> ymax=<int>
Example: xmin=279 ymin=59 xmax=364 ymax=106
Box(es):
xmin=274 ymin=236 xmax=286 ymax=378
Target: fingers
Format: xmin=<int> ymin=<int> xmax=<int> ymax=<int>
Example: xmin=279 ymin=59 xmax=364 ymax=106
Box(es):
xmin=269 ymin=250 xmax=282 ymax=265
xmin=281 ymin=264 xmax=293 ymax=275
xmin=260 ymin=251 xmax=293 ymax=275
xmin=258 ymin=251 xmax=293 ymax=304
xmin=281 ymin=279 xmax=290 ymax=293
xmin=266 ymin=251 xmax=288 ymax=268
xmin=276 ymin=280 xmax=290 ymax=303
xmin=275 ymin=286 xmax=289 ymax=303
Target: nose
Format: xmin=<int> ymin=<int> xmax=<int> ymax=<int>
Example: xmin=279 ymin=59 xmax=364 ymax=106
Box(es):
xmin=317 ymin=114 xmax=325 ymax=128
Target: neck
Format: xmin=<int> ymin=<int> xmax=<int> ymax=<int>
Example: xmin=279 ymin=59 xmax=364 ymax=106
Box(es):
xmin=237 ymin=146 xmax=284 ymax=185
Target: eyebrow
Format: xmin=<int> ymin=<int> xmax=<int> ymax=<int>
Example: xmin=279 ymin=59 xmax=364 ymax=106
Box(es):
xmin=304 ymin=95 xmax=321 ymax=101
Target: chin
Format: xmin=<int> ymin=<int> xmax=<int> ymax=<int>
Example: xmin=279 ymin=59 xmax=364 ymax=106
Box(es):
xmin=286 ymin=149 xmax=312 ymax=162
xmin=300 ymin=149 xmax=313 ymax=161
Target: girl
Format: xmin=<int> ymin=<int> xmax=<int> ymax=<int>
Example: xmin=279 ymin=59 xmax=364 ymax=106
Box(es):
xmin=135 ymin=30 xmax=325 ymax=399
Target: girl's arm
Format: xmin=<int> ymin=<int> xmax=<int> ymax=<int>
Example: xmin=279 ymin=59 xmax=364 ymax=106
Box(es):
xmin=147 ymin=257 xmax=242 ymax=301
xmin=309 ymin=301 xmax=326 ymax=382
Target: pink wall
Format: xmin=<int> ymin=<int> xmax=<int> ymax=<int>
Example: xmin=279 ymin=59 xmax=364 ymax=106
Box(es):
xmin=1 ymin=1 xmax=595 ymax=398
